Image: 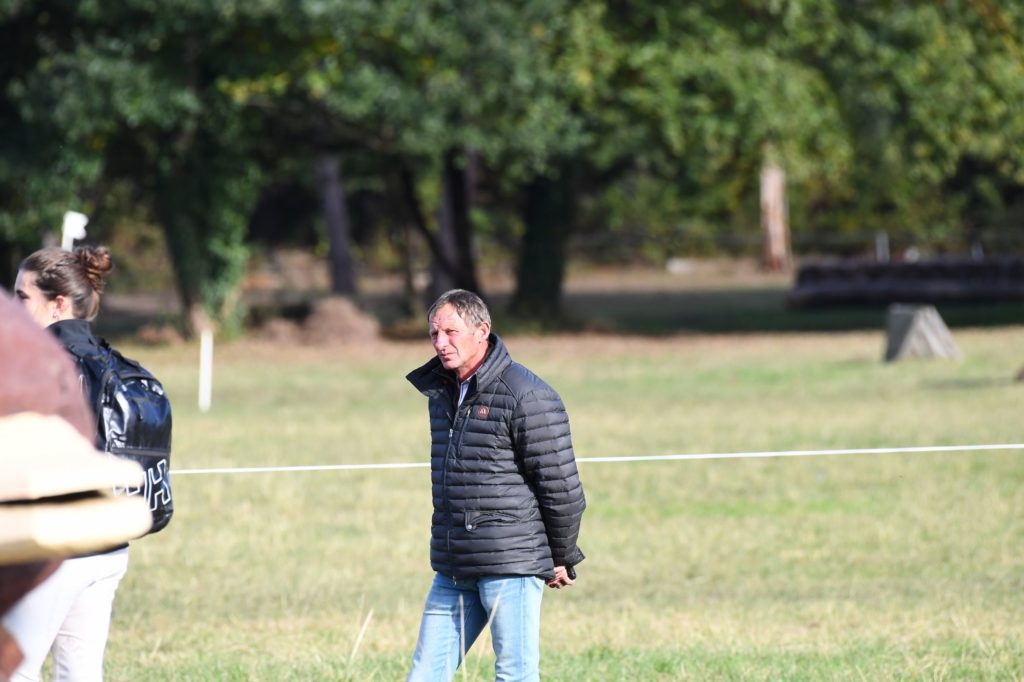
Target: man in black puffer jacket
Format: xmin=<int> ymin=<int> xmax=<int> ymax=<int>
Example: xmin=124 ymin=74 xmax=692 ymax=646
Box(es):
xmin=406 ymin=289 xmax=586 ymax=682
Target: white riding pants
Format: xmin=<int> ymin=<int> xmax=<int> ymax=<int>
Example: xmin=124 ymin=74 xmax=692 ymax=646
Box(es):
xmin=1 ymin=547 xmax=129 ymax=682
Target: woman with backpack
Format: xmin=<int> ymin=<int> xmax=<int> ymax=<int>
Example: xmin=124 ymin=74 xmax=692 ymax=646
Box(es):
xmin=5 ymin=245 xmax=168 ymax=682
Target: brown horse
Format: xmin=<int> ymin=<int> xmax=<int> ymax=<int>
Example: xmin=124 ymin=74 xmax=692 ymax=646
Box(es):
xmin=0 ymin=292 xmax=94 ymax=677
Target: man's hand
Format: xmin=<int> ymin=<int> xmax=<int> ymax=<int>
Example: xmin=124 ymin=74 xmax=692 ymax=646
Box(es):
xmin=546 ymin=565 xmax=576 ymax=589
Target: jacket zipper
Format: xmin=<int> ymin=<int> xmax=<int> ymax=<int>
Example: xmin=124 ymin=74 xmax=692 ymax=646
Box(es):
xmin=444 ymin=402 xmax=472 ymax=565
xmin=436 ymin=371 xmax=457 ymax=566
xmin=443 ymin=407 xmax=454 ymax=559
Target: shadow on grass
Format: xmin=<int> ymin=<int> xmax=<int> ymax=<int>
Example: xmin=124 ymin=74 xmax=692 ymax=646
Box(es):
xmin=96 ymin=285 xmax=1024 ymax=342
xmin=496 ymin=286 xmax=1024 ymax=336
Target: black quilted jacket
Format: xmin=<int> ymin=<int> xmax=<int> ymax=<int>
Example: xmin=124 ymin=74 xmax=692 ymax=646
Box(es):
xmin=407 ymin=333 xmax=586 ymax=579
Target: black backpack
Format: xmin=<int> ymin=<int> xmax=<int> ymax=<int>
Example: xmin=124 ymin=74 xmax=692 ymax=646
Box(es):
xmin=70 ymin=339 xmax=174 ymax=535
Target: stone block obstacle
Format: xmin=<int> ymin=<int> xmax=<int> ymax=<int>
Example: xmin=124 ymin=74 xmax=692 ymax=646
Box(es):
xmin=883 ymin=304 xmax=960 ymax=362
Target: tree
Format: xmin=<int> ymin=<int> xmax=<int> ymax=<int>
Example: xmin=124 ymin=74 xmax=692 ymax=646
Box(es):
xmin=289 ymin=0 xmax=587 ymax=305
xmin=755 ymin=0 xmax=1024 ymax=245
xmin=0 ymin=2 xmax=103 ymax=283
xmin=1 ymin=1 xmax=271 ymax=333
xmin=316 ymin=155 xmax=357 ymax=297
xmin=5 ymin=0 xmax=1021 ymax=334
xmin=508 ymin=1 xmax=851 ymax=311
xmin=510 ymin=164 xmax=578 ymax=318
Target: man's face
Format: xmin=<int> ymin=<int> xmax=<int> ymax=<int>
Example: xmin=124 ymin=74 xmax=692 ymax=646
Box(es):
xmin=14 ymin=270 xmax=59 ymax=328
xmin=429 ymin=304 xmax=490 ymax=381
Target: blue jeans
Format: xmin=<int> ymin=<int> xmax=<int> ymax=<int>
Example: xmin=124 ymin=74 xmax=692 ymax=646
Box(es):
xmin=408 ymin=573 xmax=545 ymax=682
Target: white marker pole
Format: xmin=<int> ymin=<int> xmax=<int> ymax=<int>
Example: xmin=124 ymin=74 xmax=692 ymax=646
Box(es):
xmin=198 ymin=329 xmax=213 ymax=413
xmin=61 ymin=211 xmax=89 ymax=250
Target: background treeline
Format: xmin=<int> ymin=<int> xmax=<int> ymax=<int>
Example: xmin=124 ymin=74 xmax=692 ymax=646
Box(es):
xmin=2 ymin=0 xmax=1023 ymax=332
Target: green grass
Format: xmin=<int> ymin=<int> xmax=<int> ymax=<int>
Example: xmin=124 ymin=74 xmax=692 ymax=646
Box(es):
xmin=96 ymin=322 xmax=1024 ymax=680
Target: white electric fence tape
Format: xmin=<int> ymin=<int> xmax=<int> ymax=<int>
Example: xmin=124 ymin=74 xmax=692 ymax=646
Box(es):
xmin=170 ymin=443 xmax=1024 ymax=476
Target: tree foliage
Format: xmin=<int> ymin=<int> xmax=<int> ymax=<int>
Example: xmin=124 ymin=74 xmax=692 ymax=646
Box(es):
xmin=1 ymin=0 xmax=268 ymax=330
xmin=2 ymin=0 xmax=1022 ymax=325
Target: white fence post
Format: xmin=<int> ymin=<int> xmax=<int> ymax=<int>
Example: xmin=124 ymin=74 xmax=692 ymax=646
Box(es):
xmin=198 ymin=329 xmax=214 ymax=413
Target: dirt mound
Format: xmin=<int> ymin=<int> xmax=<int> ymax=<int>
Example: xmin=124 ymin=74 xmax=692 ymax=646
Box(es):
xmin=134 ymin=323 xmax=186 ymax=346
xmin=254 ymin=296 xmax=379 ymax=344
xmin=304 ymin=296 xmax=380 ymax=343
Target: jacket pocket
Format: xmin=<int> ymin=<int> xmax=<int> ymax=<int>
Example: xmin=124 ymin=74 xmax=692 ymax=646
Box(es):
xmin=464 ymin=509 xmax=522 ymax=532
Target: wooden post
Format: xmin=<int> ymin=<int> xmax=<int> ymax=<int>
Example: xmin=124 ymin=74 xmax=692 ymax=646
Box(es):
xmin=760 ymin=160 xmax=791 ymax=271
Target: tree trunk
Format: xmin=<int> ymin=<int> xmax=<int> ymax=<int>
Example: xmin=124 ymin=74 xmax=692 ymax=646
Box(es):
xmin=394 ymin=153 xmax=480 ymax=304
xmin=317 ymin=154 xmax=358 ymax=297
xmin=429 ymin=196 xmax=459 ymax=298
xmin=428 ymin=149 xmax=480 ymax=301
xmin=396 ymin=222 xmax=418 ymax=318
xmin=153 ymin=36 xmax=206 ymax=338
xmin=156 ymin=174 xmax=205 ymax=338
xmin=511 ymin=168 xmax=575 ymax=319
xmin=760 ymin=160 xmax=791 ymax=271
xmin=397 ymin=160 xmax=457 ymax=281
xmin=446 ymin=150 xmax=479 ymax=293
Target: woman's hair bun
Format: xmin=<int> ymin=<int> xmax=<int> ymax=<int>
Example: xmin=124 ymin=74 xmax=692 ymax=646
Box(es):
xmin=74 ymin=245 xmax=114 ymax=294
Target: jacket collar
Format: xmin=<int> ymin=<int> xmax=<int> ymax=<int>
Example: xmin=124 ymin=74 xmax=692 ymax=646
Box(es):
xmin=47 ymin=319 xmax=98 ymax=351
xmin=407 ymin=333 xmax=511 ymax=398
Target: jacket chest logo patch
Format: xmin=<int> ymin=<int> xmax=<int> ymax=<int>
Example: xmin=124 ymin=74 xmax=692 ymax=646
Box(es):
xmin=475 ymin=405 xmax=490 ymax=419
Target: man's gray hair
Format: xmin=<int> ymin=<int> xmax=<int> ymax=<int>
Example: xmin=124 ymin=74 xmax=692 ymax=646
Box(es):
xmin=427 ymin=289 xmax=491 ymax=329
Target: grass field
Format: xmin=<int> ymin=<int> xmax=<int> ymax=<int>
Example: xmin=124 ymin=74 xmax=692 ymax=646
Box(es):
xmin=91 ymin=270 xmax=1024 ymax=680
